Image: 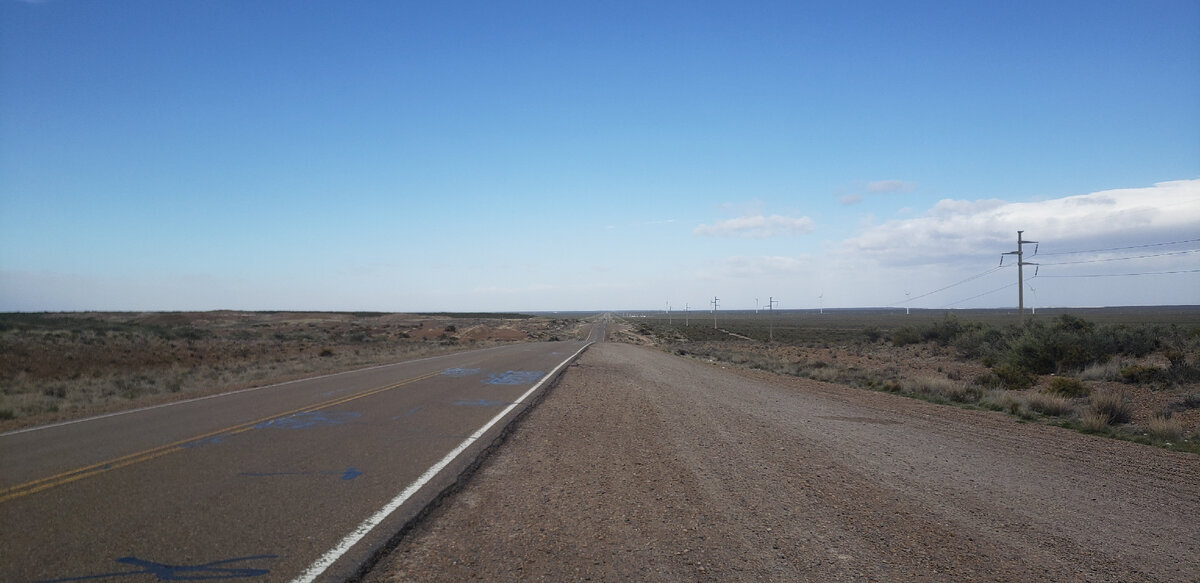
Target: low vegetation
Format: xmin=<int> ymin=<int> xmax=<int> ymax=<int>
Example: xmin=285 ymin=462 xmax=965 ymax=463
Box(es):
xmin=623 ymin=307 xmax=1200 ymax=454
xmin=1046 ymin=376 xmax=1089 ymax=398
xmin=1088 ymin=390 xmax=1133 ymax=424
xmin=0 ymin=311 xmax=584 ymax=430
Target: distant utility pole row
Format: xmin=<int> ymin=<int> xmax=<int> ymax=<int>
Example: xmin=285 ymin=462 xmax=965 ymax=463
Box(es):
xmin=670 ymin=231 xmax=1038 ymax=330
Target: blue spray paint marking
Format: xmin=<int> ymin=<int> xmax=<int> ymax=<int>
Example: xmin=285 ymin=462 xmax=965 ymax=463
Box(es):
xmin=239 ymin=467 xmax=362 ymax=481
xmin=253 ymin=411 xmax=361 ymax=430
xmin=181 ymin=435 xmax=227 ymax=448
xmin=36 ymin=554 xmax=277 ymax=582
xmin=454 ymin=399 xmax=513 ymax=407
xmin=484 ymin=370 xmax=544 ymax=385
xmin=441 ymin=367 xmax=482 ymax=377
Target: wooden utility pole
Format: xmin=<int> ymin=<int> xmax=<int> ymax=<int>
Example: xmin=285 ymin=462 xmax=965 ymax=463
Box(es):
xmin=767 ymin=296 xmax=779 ymax=342
xmin=1004 ymin=231 xmax=1038 ymax=325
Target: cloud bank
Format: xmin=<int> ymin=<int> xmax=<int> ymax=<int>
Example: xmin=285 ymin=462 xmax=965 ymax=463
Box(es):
xmin=840 ymin=179 xmax=1200 ymax=267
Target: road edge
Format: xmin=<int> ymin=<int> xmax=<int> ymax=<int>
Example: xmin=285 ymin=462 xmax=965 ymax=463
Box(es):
xmin=296 ymin=341 xmax=595 ymax=583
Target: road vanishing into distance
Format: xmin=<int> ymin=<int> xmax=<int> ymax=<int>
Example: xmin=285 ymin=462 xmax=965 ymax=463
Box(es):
xmin=1 ymin=319 xmax=606 ymax=583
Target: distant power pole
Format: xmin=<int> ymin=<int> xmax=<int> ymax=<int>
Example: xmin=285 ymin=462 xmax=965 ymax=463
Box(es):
xmin=711 ymin=296 xmax=720 ymax=329
xmin=685 ymin=303 xmax=689 ymax=326
xmin=767 ymin=296 xmax=779 ymax=342
xmin=1003 ymin=230 xmax=1038 ymax=325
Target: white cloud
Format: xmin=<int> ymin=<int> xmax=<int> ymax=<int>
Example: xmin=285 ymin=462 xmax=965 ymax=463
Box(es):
xmin=693 ymin=214 xmax=815 ymax=238
xmin=839 ymin=194 xmax=863 ymax=206
xmin=839 ymin=179 xmax=1200 ymax=266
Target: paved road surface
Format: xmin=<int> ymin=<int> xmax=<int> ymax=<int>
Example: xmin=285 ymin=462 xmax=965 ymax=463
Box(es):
xmin=367 ymin=342 xmax=1200 ymax=582
xmin=1 ymin=319 xmax=604 ymax=583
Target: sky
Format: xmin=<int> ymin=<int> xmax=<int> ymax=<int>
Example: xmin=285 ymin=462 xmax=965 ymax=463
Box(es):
xmin=1 ymin=0 xmax=1198 ymax=312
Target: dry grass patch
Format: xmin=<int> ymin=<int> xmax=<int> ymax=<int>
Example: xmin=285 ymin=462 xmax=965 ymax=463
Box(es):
xmin=1080 ymin=409 xmax=1113 ymax=432
xmin=1045 ymin=376 xmax=1089 ymax=398
xmin=1146 ymin=413 xmax=1184 ymax=442
xmin=1090 ymin=391 xmax=1132 ymax=425
xmin=1080 ymin=360 xmax=1123 ymax=382
xmin=980 ymin=389 xmax=1021 ymax=414
xmin=907 ymin=376 xmax=977 ymax=403
xmin=1023 ymin=392 xmax=1075 ymax=417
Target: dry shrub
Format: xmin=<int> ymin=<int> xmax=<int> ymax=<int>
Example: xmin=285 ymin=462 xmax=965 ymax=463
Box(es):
xmin=1024 ymin=392 xmax=1075 ymax=417
xmin=980 ymin=389 xmax=1021 ymax=414
xmin=1090 ymin=391 xmax=1132 ymax=424
xmin=1169 ymin=393 xmax=1200 ymax=412
xmin=809 ymin=366 xmax=842 ymax=383
xmin=1147 ymin=413 xmax=1183 ymax=442
xmin=1046 ymin=376 xmax=1089 ymax=398
xmin=1080 ymin=360 xmax=1123 ymax=382
xmin=1080 ymin=409 xmax=1112 ymax=432
xmin=908 ymin=376 xmax=976 ymax=403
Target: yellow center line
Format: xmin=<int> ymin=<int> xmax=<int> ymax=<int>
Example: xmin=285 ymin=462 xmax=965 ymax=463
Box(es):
xmin=0 ymin=370 xmax=442 ymax=504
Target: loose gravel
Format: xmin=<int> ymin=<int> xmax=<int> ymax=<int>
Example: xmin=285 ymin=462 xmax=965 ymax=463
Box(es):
xmin=366 ymin=342 xmax=1200 ymax=582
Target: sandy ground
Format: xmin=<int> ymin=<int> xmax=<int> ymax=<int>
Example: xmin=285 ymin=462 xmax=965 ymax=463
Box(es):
xmin=366 ymin=342 xmax=1199 ymax=582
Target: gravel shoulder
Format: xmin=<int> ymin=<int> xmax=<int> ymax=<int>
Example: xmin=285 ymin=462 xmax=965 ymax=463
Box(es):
xmin=365 ymin=342 xmax=1200 ymax=582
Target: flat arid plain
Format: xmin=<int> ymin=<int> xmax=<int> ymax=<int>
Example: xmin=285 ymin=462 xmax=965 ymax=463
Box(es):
xmin=3 ymin=308 xmax=1198 ymax=582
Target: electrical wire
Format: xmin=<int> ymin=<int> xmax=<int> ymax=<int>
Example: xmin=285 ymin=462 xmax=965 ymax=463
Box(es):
xmin=940 ymin=283 xmax=1017 ymax=309
xmin=1035 ymin=237 xmax=1200 ymax=256
xmin=891 ymin=265 xmax=1010 ymax=306
xmin=1036 ymin=248 xmax=1200 ymax=266
xmin=1032 ymin=268 xmax=1200 ymax=278
xmin=889 ymin=237 xmax=1197 ymax=308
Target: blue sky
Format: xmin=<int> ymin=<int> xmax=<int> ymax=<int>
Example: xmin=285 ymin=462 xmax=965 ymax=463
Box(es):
xmin=2 ymin=0 xmax=1198 ymax=312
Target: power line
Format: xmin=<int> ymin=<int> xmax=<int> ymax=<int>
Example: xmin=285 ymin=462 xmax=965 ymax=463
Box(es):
xmin=1033 ymin=268 xmax=1200 ymax=278
xmin=1037 ymin=248 xmax=1200 ymax=266
xmin=941 ymin=282 xmax=1017 ymax=308
xmin=890 ymin=235 xmax=1197 ymax=309
xmin=1036 ymin=237 xmax=1200 ymax=256
xmin=892 ymin=265 xmax=1010 ymax=306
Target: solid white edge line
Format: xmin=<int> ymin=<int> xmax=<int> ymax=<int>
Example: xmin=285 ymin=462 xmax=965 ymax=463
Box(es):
xmin=0 ymin=344 xmax=515 ymax=437
xmin=289 ymin=341 xmax=593 ymax=583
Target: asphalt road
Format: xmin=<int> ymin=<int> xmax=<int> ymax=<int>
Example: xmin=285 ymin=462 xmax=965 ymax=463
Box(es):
xmin=1 ymin=319 xmax=605 ymax=583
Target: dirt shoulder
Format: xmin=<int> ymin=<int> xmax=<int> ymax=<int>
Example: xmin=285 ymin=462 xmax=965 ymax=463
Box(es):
xmin=367 ymin=342 xmax=1199 ymax=582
